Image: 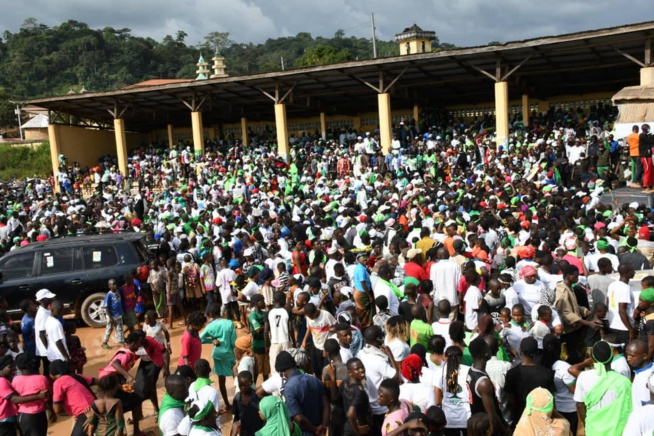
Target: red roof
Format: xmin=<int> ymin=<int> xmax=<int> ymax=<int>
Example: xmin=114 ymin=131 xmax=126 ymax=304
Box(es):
xmin=123 ymin=79 xmax=194 ymax=89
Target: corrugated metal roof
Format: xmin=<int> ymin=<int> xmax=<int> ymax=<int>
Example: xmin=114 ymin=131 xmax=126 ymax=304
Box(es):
xmin=20 ymin=114 xmax=49 ymax=129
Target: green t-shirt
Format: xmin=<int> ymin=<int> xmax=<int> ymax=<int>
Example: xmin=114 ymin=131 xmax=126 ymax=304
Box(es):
xmin=410 ymin=319 xmax=433 ymax=348
xmin=249 ymin=310 xmax=267 ymax=354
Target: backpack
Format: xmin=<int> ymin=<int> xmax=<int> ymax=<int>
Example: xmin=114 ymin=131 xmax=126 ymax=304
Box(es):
xmin=186 ymin=264 xmax=200 ymax=287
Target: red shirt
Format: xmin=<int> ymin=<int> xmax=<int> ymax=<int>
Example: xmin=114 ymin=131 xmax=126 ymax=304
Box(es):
xmin=404 ymin=261 xmax=428 ymax=282
xmin=178 ymin=329 xmax=202 ymax=368
xmin=143 ymin=336 xmax=166 ymax=368
xmin=0 ymin=378 xmax=17 ymax=420
xmin=53 ymin=374 xmax=94 ymax=417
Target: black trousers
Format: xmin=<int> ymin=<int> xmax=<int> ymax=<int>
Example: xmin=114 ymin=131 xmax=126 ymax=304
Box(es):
xmin=560 ymin=411 xmax=578 ymax=436
xmin=562 ymin=328 xmax=585 ymax=364
xmin=0 ymin=422 xmax=16 ymax=436
xmin=371 ymin=413 xmax=385 ymax=436
xmin=38 ymin=357 xmax=49 ymax=377
xmin=134 ymin=359 xmax=161 ymax=401
xmin=18 ymin=411 xmax=47 ymax=436
xmin=72 ymin=414 xmax=87 ymax=436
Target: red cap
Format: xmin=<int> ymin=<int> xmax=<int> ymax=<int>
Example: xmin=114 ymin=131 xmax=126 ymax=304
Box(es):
xmin=639 ymin=226 xmax=651 ymax=240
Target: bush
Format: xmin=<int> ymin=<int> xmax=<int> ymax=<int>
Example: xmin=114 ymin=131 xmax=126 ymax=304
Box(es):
xmin=0 ymin=142 xmax=52 ymax=180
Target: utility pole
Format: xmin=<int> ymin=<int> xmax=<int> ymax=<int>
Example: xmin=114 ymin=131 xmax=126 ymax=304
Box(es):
xmin=10 ymin=102 xmax=23 ymax=141
xmin=281 ymin=56 xmax=285 ymax=71
xmin=371 ymin=12 xmax=378 ymax=59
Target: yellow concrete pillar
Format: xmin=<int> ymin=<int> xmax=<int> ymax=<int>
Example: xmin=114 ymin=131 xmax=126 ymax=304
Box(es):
xmin=353 ymin=116 xmax=362 ymax=132
xmin=191 ymin=111 xmax=204 ymax=156
xmin=494 ymin=81 xmax=509 ymax=146
xmin=320 ymin=112 xmax=327 ymax=140
xmin=413 ymin=104 xmax=420 ymax=124
xmin=241 ymin=117 xmax=248 ymax=147
xmin=378 ymin=93 xmax=392 ymax=155
xmin=167 ymin=124 xmax=174 ymax=149
xmin=641 ymin=67 xmax=654 ymax=88
xmin=113 ymin=118 xmax=129 ymax=179
xmin=537 ymin=100 xmax=549 ymax=115
xmin=522 ymin=94 xmax=529 ymax=129
xmin=274 ymin=103 xmax=290 ymax=159
xmin=209 ymin=126 xmax=216 ymax=140
xmin=47 ymin=124 xmax=62 ymax=193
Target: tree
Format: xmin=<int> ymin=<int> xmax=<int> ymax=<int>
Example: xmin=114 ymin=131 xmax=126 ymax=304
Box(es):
xmin=294 ymin=45 xmax=352 ymax=68
xmin=204 ymin=31 xmax=232 ymax=53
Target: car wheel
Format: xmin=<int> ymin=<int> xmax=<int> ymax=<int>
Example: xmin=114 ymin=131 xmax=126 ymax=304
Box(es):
xmin=80 ymin=292 xmax=107 ymax=328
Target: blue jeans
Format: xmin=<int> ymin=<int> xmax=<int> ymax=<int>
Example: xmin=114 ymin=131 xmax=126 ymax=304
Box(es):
xmin=204 ymin=290 xmax=215 ymax=315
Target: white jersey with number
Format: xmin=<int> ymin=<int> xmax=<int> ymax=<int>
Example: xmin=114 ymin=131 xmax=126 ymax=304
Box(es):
xmin=268 ymin=307 xmax=290 ymax=344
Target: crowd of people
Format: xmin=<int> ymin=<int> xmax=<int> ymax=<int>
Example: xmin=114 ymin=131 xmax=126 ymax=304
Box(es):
xmin=1 ymin=104 xmax=654 ymax=435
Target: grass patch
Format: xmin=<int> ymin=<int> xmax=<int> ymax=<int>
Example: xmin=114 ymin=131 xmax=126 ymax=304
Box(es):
xmin=0 ymin=142 xmax=52 ymax=180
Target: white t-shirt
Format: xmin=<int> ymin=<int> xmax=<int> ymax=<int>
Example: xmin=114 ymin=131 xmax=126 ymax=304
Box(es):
xmin=241 ymin=281 xmax=260 ymax=300
xmin=632 ymin=364 xmax=654 ymax=410
xmin=261 ymin=372 xmax=283 ymax=395
xmin=384 ymin=337 xmax=410 ymax=362
xmin=35 ymin=306 xmax=50 ymax=357
xmin=145 ymin=321 xmax=167 ymax=345
xmin=431 ymin=260 xmax=461 ymax=305
xmin=513 ymin=280 xmax=546 ymax=316
xmin=45 ymin=316 xmax=68 ymax=362
xmin=503 ymin=287 xmax=520 ymax=310
xmin=573 ymin=369 xmax=617 ymax=411
xmin=552 ymin=360 xmax=577 ymax=413
xmin=159 ymin=408 xmax=185 ymax=436
xmin=611 ymin=355 xmax=632 ymax=379
xmin=216 ymin=269 xmax=237 ymax=303
xmin=434 ymin=364 xmax=471 ymax=428
xmin=464 ymin=286 xmax=482 ymax=330
xmin=623 ymin=403 xmax=654 ymax=436
xmin=187 ymin=383 xmax=221 ymax=410
xmin=306 ymin=310 xmax=336 ymax=350
xmin=431 ymin=319 xmax=454 ymax=349
xmin=607 ymin=281 xmax=634 ymax=331
xmin=399 ymin=382 xmax=435 ymax=413
xmin=373 ymin=281 xmax=400 ymax=316
xmin=268 ymin=307 xmax=290 ymax=344
xmin=357 ymin=346 xmax=397 ymax=414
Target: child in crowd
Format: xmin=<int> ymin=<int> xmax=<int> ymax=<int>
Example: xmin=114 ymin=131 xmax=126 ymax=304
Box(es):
xmin=101 ymin=279 xmax=125 ymax=350
xmin=65 ymin=320 xmax=87 ymax=374
xmin=498 ymin=304 xmax=530 ymax=362
xmin=586 ymin=302 xmax=609 ymax=348
xmin=529 ymin=305 xmax=553 ymax=349
xmin=231 ymin=371 xmax=264 ymax=436
xmin=144 ymin=310 xmax=172 ymax=352
xmin=373 ymin=296 xmax=392 ymax=335
xmin=166 ymin=257 xmax=187 ymax=329
xmin=322 ymin=338 xmax=348 ymax=436
xmin=233 ymin=336 xmax=256 ymax=393
xmin=19 ymin=299 xmax=37 ymax=357
xmin=118 ymin=271 xmax=139 ymax=333
xmin=188 ymin=359 xmax=221 ymax=411
xmin=86 ymin=374 xmax=126 ymax=436
xmin=148 ymin=259 xmax=168 ymax=319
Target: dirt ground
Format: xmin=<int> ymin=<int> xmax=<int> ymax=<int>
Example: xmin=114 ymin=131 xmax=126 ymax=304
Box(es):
xmin=48 ymin=321 xmax=241 ymax=436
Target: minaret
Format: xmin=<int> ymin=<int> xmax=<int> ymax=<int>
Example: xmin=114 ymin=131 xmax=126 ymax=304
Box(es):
xmin=395 ymin=24 xmax=436 ymax=55
xmin=196 ymin=54 xmax=210 ymax=80
xmin=210 ymin=49 xmax=228 ymax=78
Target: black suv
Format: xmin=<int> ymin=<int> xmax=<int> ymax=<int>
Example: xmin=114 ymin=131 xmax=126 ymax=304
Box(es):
xmin=0 ymin=233 xmax=152 ymax=327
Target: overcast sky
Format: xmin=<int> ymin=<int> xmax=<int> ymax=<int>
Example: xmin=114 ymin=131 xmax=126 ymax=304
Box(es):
xmin=0 ymin=0 xmax=651 ymax=48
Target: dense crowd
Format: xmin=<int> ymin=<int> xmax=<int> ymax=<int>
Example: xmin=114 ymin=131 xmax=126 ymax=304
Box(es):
xmin=1 ymin=105 xmax=654 ymax=435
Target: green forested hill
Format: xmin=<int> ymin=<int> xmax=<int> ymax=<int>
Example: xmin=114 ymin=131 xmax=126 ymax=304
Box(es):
xmin=0 ymin=18 xmax=456 ymax=127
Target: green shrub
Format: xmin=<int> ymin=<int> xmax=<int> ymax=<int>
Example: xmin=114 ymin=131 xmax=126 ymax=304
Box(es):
xmin=0 ymin=142 xmax=52 ymax=180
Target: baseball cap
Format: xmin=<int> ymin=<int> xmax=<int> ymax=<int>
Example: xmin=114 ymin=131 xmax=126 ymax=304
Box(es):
xmin=35 ymin=289 xmax=56 ymax=301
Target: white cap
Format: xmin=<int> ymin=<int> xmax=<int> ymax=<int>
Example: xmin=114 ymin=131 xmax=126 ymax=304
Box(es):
xmin=243 ymin=248 xmax=254 ymax=257
xmin=35 ymin=289 xmax=56 ymax=301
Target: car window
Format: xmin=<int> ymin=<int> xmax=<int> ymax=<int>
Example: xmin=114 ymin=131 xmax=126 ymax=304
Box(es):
xmin=83 ymin=246 xmax=118 ymax=269
xmin=133 ymin=240 xmax=151 ymax=263
xmin=0 ymin=253 xmax=35 ymax=281
xmin=38 ymin=249 xmax=82 ymax=275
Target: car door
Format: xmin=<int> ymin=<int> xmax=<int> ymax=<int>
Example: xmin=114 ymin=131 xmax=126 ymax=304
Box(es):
xmin=0 ymin=252 xmax=37 ymax=318
xmin=33 ymin=247 xmax=87 ymax=314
